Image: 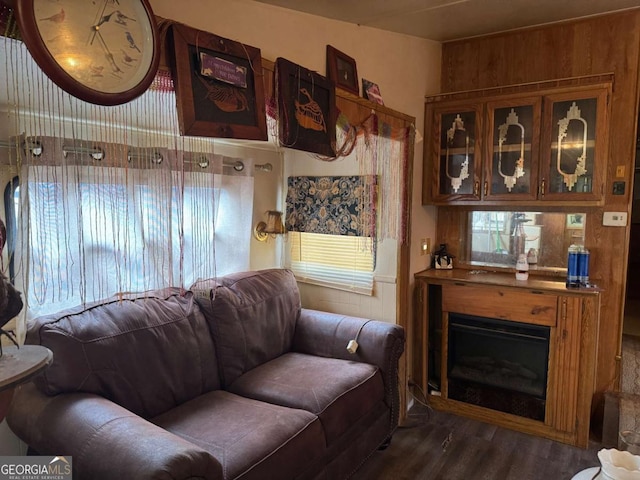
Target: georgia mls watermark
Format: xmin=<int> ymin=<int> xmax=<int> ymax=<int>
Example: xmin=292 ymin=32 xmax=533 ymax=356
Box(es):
xmin=0 ymin=456 xmax=72 ymax=480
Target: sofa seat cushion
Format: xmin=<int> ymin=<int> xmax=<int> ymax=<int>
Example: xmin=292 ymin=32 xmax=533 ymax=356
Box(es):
xmin=152 ymin=390 xmax=326 ymax=480
xmin=228 ymin=352 xmax=384 ymax=445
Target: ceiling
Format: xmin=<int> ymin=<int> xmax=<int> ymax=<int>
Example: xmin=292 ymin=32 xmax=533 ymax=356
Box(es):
xmin=253 ymin=0 xmax=640 ymax=42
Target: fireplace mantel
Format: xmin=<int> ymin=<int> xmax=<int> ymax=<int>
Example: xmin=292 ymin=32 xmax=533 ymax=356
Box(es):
xmin=414 ymin=268 xmax=601 ymax=448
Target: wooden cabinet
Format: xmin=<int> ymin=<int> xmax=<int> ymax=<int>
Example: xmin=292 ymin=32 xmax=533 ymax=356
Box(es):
xmin=413 ymin=269 xmax=600 ymax=448
xmin=423 ymin=80 xmax=611 ymax=206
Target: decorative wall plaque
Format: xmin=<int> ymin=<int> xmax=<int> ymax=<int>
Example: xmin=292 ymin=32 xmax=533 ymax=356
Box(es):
xmin=170 ymin=23 xmax=267 ymax=140
xmin=275 ymin=57 xmax=336 ymax=157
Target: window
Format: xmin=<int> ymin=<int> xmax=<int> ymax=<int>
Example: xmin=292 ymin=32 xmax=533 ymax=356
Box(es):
xmin=289 ymin=232 xmax=374 ymax=294
xmin=285 ymin=174 xmax=378 ymax=295
xmin=21 ymin=171 xmax=220 ymax=315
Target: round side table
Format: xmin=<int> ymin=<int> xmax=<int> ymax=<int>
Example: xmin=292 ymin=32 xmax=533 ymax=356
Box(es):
xmin=0 ymin=345 xmax=53 ymax=421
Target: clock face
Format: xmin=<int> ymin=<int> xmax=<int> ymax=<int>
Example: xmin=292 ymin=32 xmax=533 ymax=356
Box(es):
xmin=17 ymin=0 xmax=159 ymax=105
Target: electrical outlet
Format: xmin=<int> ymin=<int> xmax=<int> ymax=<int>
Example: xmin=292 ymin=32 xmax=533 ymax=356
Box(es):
xmin=603 ymin=211 xmax=628 ymax=227
xmin=421 ymin=238 xmax=431 ymax=255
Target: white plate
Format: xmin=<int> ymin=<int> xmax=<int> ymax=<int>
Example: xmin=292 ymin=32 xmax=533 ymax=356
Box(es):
xmin=571 ymin=467 xmax=601 ymax=480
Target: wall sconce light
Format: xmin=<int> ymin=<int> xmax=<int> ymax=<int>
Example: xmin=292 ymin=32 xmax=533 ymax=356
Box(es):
xmin=254 ymin=210 xmax=286 ymax=242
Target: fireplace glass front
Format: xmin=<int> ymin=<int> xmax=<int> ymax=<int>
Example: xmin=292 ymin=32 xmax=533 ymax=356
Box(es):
xmin=447 ymin=313 xmax=550 ymax=421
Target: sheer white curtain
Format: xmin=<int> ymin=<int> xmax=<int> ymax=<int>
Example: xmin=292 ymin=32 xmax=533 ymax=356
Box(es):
xmin=14 ymin=137 xmax=253 ymax=320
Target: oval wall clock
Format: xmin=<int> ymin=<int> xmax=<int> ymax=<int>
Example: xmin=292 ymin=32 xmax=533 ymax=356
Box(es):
xmin=10 ymin=0 xmax=160 ymax=106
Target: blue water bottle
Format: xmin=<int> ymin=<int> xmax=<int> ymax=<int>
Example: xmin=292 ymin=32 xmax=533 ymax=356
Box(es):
xmin=578 ymin=247 xmax=590 ymax=287
xmin=567 ymin=244 xmax=580 ymax=288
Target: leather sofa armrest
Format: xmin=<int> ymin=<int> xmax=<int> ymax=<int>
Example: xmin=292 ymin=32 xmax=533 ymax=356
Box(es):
xmin=293 ymin=309 xmax=405 ymax=427
xmin=7 ymin=383 xmax=223 ymax=480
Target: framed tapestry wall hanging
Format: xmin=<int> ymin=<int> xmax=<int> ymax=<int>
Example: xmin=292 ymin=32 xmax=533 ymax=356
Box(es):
xmin=275 ymin=57 xmax=336 ymax=157
xmin=169 ymin=23 xmax=267 ymax=140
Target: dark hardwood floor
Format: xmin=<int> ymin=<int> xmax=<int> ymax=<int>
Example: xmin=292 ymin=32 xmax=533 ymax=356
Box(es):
xmin=351 ymin=405 xmax=602 ymax=480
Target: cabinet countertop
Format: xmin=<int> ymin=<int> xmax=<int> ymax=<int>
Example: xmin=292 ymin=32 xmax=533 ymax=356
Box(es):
xmin=414 ymin=268 xmax=602 ymax=295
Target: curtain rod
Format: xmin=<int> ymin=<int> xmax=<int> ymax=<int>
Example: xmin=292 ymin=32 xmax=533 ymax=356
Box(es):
xmin=0 ymin=140 xmax=273 ymax=172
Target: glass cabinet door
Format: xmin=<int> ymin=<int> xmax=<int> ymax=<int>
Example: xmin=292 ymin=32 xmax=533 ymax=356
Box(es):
xmin=485 ymin=96 xmax=541 ymax=200
xmin=428 ymin=102 xmax=483 ymax=201
xmin=540 ymin=86 xmax=610 ymax=201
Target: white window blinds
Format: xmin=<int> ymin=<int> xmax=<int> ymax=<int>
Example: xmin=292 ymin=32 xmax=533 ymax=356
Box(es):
xmin=289 ymin=232 xmax=374 ymax=295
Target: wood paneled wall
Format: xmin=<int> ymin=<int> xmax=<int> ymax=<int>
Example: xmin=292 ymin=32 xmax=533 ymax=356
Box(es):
xmin=438 ymin=9 xmax=640 ymax=418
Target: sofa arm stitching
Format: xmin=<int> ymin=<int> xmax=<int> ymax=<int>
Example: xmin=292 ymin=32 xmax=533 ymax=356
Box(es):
xmin=296 ymin=310 xmax=403 ymax=362
xmin=75 ymin=414 xmax=139 ymax=468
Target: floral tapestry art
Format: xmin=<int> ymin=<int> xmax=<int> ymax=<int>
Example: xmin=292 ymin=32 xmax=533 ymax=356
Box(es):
xmin=286 ymin=176 xmax=377 ymax=237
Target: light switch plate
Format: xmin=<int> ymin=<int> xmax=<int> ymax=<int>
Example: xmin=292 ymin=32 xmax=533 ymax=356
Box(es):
xmin=603 ymin=211 xmax=628 ymax=227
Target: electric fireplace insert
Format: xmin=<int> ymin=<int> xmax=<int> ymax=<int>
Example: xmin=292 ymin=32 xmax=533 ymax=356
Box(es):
xmin=447 ymin=313 xmax=551 ymax=421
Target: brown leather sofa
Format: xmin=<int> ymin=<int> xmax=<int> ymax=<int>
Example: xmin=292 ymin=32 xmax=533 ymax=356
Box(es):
xmin=8 ymin=268 xmax=405 ymax=480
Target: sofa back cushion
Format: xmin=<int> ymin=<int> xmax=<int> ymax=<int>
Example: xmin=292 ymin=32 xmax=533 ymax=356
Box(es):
xmin=192 ymin=269 xmax=300 ymax=386
xmin=26 ymin=289 xmax=220 ymax=418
